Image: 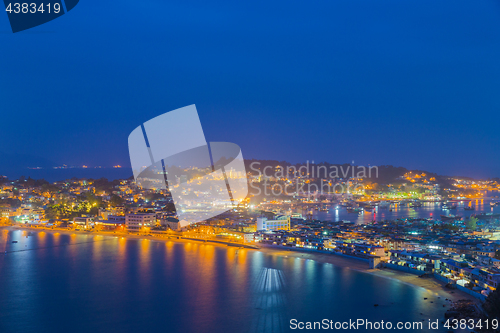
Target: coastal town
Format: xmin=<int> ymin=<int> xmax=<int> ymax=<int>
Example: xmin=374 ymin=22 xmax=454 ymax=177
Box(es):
xmin=2 ymin=165 xmax=500 ymax=310
xmin=3 ymin=1 xmax=500 ymax=331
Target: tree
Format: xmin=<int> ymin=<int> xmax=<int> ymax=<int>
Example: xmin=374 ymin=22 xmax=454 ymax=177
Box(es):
xmin=0 ymin=198 xmax=20 ymax=208
xmin=109 ymin=194 xmax=124 ymax=207
xmin=92 ymin=178 xmax=120 ymax=193
xmin=466 ymin=216 xmax=478 ymax=231
xmin=414 ymin=187 xmax=425 ymax=194
xmin=41 ymin=183 xmax=59 ymax=194
xmin=162 ymin=203 xmax=176 ymax=213
xmin=484 ymin=288 xmax=500 ymax=317
xmin=433 ymin=223 xmax=459 ymax=232
xmin=145 ymin=192 xmax=164 ymax=202
xmin=84 ymin=192 xmax=103 ymax=207
xmin=89 ymin=207 xmax=100 ymax=216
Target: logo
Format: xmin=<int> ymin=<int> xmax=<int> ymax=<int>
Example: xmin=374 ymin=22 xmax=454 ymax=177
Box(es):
xmin=3 ymin=0 xmax=79 ymax=33
xmin=128 ymin=105 xmax=248 ymax=224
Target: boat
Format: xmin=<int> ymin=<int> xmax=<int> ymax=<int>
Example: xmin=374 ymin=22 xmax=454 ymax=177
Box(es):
xmin=464 ymin=206 xmax=475 ymax=211
xmin=441 ymin=215 xmax=462 ymax=221
xmin=11 ymin=241 xmax=18 ymax=243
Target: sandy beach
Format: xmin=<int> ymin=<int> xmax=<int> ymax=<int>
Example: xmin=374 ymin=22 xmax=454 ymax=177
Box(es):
xmin=254 ymin=245 xmax=477 ymax=304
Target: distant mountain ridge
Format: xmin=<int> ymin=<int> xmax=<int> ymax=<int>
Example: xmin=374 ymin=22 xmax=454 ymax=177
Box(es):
xmin=243 ymin=159 xmax=495 ymax=182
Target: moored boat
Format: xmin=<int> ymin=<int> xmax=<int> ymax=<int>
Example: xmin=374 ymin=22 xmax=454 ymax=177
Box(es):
xmin=474 ymin=213 xmax=500 ymax=220
xmin=347 ymin=207 xmax=363 ymax=213
xmin=440 ymin=215 xmax=462 ymax=221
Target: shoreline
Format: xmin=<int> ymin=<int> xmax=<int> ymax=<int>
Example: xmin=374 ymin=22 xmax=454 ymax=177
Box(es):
xmin=2 ymin=225 xmax=478 ymax=305
xmin=255 ymin=245 xmax=477 ymax=304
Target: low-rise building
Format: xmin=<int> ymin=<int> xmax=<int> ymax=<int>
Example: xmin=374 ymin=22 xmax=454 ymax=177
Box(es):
xmin=389 ymin=250 xmax=441 ymax=272
xmin=257 ymin=215 xmax=290 ymax=231
xmin=125 ymin=213 xmax=156 ymax=231
xmin=327 ymin=240 xmax=385 ymax=258
xmin=74 ymin=216 xmax=94 ymax=227
xmin=160 ymin=217 xmax=188 ymax=231
xmin=243 ymin=233 xmax=254 ymax=243
xmin=0 ymin=206 xmax=10 ymax=222
xmin=95 ymin=215 xmax=126 ymax=229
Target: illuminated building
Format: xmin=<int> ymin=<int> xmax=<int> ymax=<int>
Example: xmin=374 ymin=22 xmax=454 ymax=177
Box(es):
xmin=125 ymin=213 xmax=156 ymax=231
xmin=160 ymin=217 xmax=189 ymax=231
xmin=257 ymin=215 xmax=290 ymax=231
xmin=74 ymin=216 xmax=94 ymax=227
xmin=95 ymin=215 xmax=126 ymax=229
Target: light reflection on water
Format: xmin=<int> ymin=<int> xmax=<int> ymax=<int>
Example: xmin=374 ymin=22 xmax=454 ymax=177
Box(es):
xmin=0 ymin=230 xmax=451 ymax=333
xmin=307 ymin=198 xmax=500 ymax=224
xmin=250 ymin=268 xmax=288 ymax=332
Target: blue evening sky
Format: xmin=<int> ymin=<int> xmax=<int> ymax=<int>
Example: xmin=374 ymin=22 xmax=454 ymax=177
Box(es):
xmin=0 ymin=0 xmax=499 ymax=178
